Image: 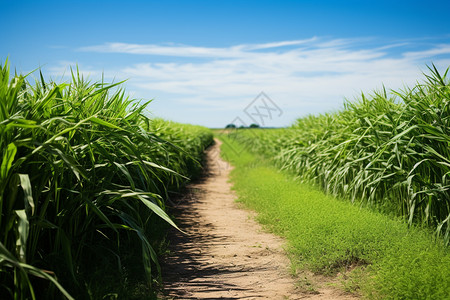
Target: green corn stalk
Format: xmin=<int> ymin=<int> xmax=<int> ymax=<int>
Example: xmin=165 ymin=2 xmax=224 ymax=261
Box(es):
xmin=230 ymin=64 xmax=450 ymax=245
xmin=0 ymin=60 xmax=213 ymax=298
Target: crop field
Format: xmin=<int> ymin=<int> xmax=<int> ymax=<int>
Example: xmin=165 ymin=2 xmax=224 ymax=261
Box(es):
xmin=218 ymin=67 xmax=450 ymax=298
xmin=227 ymin=66 xmax=450 ymax=245
xmin=4 ymin=2 xmax=450 ymax=298
xmin=1 ymin=58 xmax=449 ymax=299
xmin=0 ymin=60 xmax=212 ymax=299
xmin=220 ymin=135 xmax=450 ymax=299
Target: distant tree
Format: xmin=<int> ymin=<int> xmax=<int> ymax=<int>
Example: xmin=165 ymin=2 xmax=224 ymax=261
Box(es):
xmin=249 ymin=123 xmax=260 ymax=128
xmin=225 ymin=124 xmax=236 ymax=128
xmin=239 ymin=125 xmax=245 ymax=129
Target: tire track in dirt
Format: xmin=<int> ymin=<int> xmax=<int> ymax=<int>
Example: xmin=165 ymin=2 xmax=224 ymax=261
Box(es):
xmin=161 ymin=139 xmax=357 ymax=299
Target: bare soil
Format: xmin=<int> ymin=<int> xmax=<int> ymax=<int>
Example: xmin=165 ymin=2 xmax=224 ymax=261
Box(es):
xmin=161 ymin=140 xmax=358 ymax=299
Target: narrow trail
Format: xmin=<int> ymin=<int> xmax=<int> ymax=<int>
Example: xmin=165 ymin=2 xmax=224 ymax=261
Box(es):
xmin=161 ymin=139 xmax=356 ymax=299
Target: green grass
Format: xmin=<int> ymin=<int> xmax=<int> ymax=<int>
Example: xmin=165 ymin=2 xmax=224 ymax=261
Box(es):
xmin=220 ymin=135 xmax=450 ymax=299
xmin=0 ymin=60 xmax=213 ymax=299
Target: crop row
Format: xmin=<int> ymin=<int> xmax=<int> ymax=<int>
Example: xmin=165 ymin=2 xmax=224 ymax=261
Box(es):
xmin=0 ymin=60 xmax=213 ymax=299
xmin=228 ymin=66 xmax=449 ymax=245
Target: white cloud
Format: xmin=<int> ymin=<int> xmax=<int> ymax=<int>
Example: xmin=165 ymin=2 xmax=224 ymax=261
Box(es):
xmin=403 ymin=44 xmax=450 ymax=59
xmin=79 ymin=42 xmax=245 ymax=58
xmin=78 ymin=38 xmax=319 ymax=58
xmin=56 ymin=37 xmax=450 ymax=127
xmin=239 ymin=38 xmax=319 ymax=50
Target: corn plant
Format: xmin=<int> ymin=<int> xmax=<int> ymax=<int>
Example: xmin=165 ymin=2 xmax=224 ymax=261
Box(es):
xmin=230 ymin=65 xmax=450 ymax=245
xmin=0 ymin=60 xmax=213 ymax=298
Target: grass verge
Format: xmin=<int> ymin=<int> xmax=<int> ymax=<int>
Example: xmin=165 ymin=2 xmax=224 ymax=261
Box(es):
xmin=219 ymin=135 xmax=450 ymax=299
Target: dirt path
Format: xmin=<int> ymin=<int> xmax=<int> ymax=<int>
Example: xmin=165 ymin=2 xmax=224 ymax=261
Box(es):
xmin=161 ymin=139 xmax=357 ymax=299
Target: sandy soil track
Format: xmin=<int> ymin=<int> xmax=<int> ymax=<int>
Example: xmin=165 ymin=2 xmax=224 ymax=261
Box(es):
xmin=161 ymin=139 xmax=357 ymax=299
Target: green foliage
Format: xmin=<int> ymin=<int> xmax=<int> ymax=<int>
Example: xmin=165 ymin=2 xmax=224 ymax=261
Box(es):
xmin=220 ymin=135 xmax=450 ymax=299
xmin=0 ymin=60 xmax=213 ymax=299
xmin=227 ymin=66 xmax=450 ymax=245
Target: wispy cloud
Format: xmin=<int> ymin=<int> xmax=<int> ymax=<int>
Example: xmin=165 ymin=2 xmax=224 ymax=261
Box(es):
xmin=403 ymin=44 xmax=450 ymax=59
xmin=79 ymin=42 xmax=245 ymax=58
xmin=235 ymin=38 xmax=319 ymax=50
xmin=78 ymin=38 xmax=319 ymax=58
xmin=54 ymin=37 xmax=450 ymax=126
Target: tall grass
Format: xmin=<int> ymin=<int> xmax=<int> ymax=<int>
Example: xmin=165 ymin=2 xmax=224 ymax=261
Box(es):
xmin=0 ymin=60 xmax=213 ymax=299
xmin=229 ymin=65 xmax=450 ymax=244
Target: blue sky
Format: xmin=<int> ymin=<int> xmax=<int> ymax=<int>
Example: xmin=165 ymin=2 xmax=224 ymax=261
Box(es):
xmin=2 ymin=0 xmax=450 ymax=127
